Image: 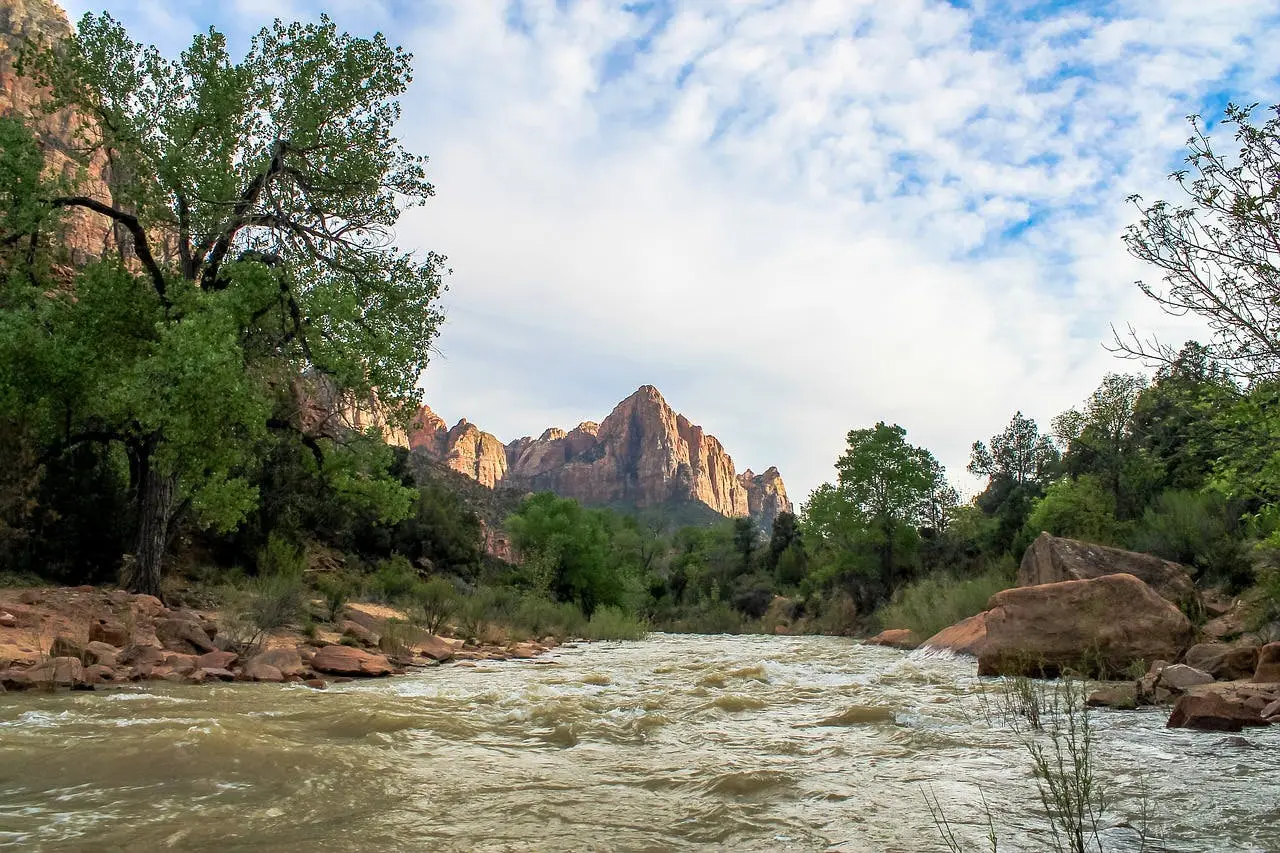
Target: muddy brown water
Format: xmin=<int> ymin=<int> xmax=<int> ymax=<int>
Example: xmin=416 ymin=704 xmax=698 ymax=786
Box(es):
xmin=1 ymin=634 xmax=1277 ymax=852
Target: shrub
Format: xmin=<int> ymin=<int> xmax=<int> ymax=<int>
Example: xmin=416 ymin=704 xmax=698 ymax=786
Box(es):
xmin=511 ymin=594 xmax=586 ymax=639
xmin=314 ymin=575 xmax=351 ymax=623
xmin=370 ymin=555 xmax=419 ymax=603
xmin=1130 ymin=489 xmax=1249 ymax=587
xmin=257 ymin=533 xmax=307 ymax=577
xmin=876 ymin=559 xmax=1013 ymax=640
xmin=583 ymin=605 xmax=647 ymax=641
xmin=1023 ymin=475 xmax=1122 ymax=546
xmin=410 ymin=576 xmax=457 ymax=634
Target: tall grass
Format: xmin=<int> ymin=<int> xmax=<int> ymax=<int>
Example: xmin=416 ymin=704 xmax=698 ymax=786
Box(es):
xmin=876 ymin=560 xmax=1013 ymax=639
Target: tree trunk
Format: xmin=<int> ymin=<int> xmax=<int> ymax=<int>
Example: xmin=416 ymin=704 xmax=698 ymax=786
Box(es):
xmin=122 ymin=463 xmax=177 ymax=598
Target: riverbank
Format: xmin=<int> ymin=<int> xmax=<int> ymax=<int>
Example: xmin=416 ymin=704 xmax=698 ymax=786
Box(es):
xmin=0 ymin=585 xmax=561 ymax=693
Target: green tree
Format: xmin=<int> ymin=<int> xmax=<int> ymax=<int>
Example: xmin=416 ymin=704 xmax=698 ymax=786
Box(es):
xmin=1053 ymin=373 xmax=1149 ymax=516
xmin=969 ymin=411 xmax=1060 ymax=487
xmin=1 ymin=15 xmax=444 ymax=594
xmin=505 ymin=493 xmax=625 ymax=616
xmin=803 ymin=423 xmax=946 ymax=607
xmin=1023 ymin=475 xmax=1121 ymax=546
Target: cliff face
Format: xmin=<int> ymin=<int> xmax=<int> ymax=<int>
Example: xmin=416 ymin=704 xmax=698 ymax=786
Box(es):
xmin=410 ymin=385 xmax=793 ymax=526
xmin=407 ymin=407 xmax=509 ymax=488
xmin=0 ymin=0 xmax=123 ymax=263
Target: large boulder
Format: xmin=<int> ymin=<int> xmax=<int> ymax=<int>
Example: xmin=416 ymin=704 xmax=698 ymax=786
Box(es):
xmin=1167 ymin=693 xmax=1270 ymax=732
xmin=310 ymin=644 xmax=393 ymax=677
xmin=922 ymin=613 xmax=989 ymax=657
xmin=978 ymin=573 xmax=1194 ymax=679
xmin=1184 ymin=643 xmax=1259 ymax=682
xmin=154 ymin=618 xmax=217 ymax=654
xmin=1254 ymin=643 xmax=1280 ymax=683
xmin=247 ymin=647 xmax=305 ymax=677
xmin=1018 ymin=533 xmax=1196 ymax=607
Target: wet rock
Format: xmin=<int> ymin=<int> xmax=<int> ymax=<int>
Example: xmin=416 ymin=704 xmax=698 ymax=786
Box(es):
xmin=1166 ymin=693 xmax=1270 ymax=732
xmin=163 ymin=653 xmax=198 ymax=674
xmin=978 ymin=574 xmax=1193 ymax=679
xmin=25 ymin=656 xmax=83 ymax=688
xmin=1087 ymin=684 xmax=1137 ymax=710
xmin=247 ymin=648 xmax=304 ymax=677
xmin=303 ymin=678 xmax=327 ymax=689
xmin=310 ymin=644 xmax=394 ymax=677
xmin=1018 ymin=532 xmax=1196 ymax=606
xmin=201 ymin=667 xmax=236 ymax=681
xmin=509 ymin=642 xmax=543 ymax=660
xmin=118 ymin=640 xmax=166 ymax=666
xmin=922 ymin=613 xmax=988 ymax=657
xmin=82 ymin=641 xmax=119 ymax=667
xmin=88 ymin=619 xmax=129 ymax=647
xmin=241 ymin=661 xmax=284 ymax=683
xmin=1159 ymin=664 xmax=1215 ymax=692
xmin=1184 ymin=643 xmax=1259 ymax=682
xmin=1217 ymin=735 xmax=1253 ymax=748
xmin=155 ymin=617 xmax=216 ymax=654
xmin=815 ymin=705 xmax=896 ymax=726
xmin=196 ymin=650 xmax=238 ymax=671
xmin=418 ymin=634 xmax=458 ymax=662
xmin=82 ymin=664 xmax=117 ymax=685
xmin=1252 ymin=643 xmax=1280 ymax=683
xmin=865 ymin=629 xmax=919 ymax=650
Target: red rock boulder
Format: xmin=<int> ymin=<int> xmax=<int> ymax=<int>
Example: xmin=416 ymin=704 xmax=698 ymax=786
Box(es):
xmin=1184 ymin=643 xmax=1259 ymax=682
xmin=922 ymin=613 xmax=989 ymax=657
xmin=865 ymin=629 xmax=919 ymax=650
xmin=1018 ymin=532 xmax=1196 ymax=607
xmin=1254 ymin=643 xmax=1280 ymax=683
xmin=978 ymin=573 xmax=1193 ymax=678
xmin=1166 ymin=693 xmax=1270 ymax=732
xmin=310 ymin=644 xmax=393 ymax=677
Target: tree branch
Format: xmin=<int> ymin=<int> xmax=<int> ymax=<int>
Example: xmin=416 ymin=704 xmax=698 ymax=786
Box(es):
xmin=50 ymin=196 xmax=170 ymax=306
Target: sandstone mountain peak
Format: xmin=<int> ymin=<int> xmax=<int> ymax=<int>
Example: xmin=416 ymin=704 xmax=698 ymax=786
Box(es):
xmin=403 ymin=386 xmax=791 ymax=527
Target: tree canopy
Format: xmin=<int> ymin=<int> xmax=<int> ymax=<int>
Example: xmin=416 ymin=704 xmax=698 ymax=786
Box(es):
xmin=0 ymin=14 xmax=445 ymax=594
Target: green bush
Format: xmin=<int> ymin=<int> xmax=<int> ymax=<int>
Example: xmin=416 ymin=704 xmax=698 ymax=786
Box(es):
xmin=257 ymin=533 xmax=307 ymax=577
xmin=876 ymin=558 xmax=1014 ymax=640
xmin=511 ymin=594 xmax=586 ymax=639
xmin=1130 ymin=489 xmax=1249 ymax=588
xmin=1023 ymin=475 xmax=1122 ymax=546
xmin=314 ymin=575 xmax=351 ymax=623
xmin=583 ymin=605 xmax=647 ymax=641
xmin=410 ymin=576 xmax=457 ymax=634
xmin=370 ymin=555 xmax=419 ymax=603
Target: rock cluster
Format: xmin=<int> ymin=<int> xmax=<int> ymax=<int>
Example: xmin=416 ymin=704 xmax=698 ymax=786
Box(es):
xmin=406 ymin=385 xmax=793 ymax=527
xmin=0 ymin=588 xmax=558 ymax=693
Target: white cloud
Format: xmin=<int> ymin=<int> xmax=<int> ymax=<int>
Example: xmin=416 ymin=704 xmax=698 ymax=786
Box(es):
xmin=53 ymin=0 xmax=1280 ymax=504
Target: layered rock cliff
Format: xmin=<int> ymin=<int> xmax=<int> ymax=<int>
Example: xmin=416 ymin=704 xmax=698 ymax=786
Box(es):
xmin=408 ymin=385 xmax=792 ymax=526
xmin=0 ymin=0 xmax=124 ymax=264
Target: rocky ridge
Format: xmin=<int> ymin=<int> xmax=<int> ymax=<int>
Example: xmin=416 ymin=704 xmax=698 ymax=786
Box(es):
xmin=405 ymin=385 xmax=793 ymax=527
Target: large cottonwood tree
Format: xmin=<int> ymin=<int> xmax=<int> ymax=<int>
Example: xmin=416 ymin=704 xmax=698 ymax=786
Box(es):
xmin=0 ymin=15 xmax=445 ymax=595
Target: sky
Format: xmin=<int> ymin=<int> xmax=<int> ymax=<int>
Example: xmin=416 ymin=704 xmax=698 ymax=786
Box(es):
xmin=61 ymin=0 xmax=1280 ymax=503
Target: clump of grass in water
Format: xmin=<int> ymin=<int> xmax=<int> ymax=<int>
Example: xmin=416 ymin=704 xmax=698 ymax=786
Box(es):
xmin=928 ymin=676 xmax=1165 ymax=853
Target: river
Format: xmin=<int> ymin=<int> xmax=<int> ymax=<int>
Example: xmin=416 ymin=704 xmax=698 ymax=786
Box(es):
xmin=1 ymin=634 xmax=1277 ymax=852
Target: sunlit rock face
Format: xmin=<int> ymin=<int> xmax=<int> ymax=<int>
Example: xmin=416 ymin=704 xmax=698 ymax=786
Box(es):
xmin=411 ymin=385 xmax=793 ymax=526
xmin=0 ymin=0 xmax=124 ymax=264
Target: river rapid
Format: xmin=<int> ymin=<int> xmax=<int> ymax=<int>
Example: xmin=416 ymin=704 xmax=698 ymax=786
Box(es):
xmin=1 ymin=634 xmax=1277 ymax=852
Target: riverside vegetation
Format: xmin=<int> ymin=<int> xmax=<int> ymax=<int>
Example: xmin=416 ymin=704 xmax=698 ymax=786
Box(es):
xmin=0 ymin=11 xmax=1277 ymax=657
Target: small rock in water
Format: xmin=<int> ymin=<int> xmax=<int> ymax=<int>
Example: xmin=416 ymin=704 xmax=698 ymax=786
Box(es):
xmin=1216 ymin=735 xmax=1254 ymax=748
xmin=815 ymin=705 xmax=896 ymax=726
